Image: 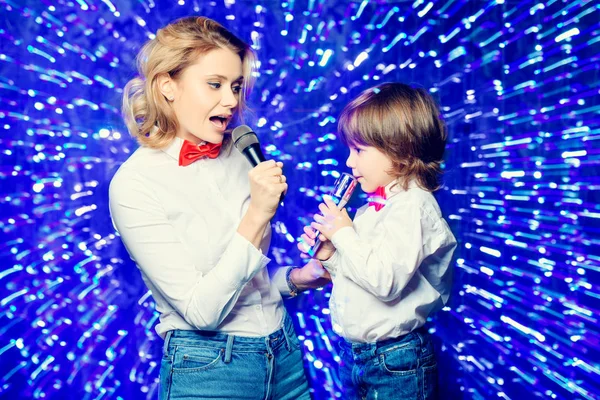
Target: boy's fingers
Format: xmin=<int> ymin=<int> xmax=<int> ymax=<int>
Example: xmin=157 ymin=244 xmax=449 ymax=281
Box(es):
xmin=301 ymin=234 xmax=315 ymax=246
xmin=318 ymin=203 xmax=328 ymax=214
xmin=324 ymin=197 xmax=337 ymax=208
xmin=303 ymin=226 xmax=316 ymax=238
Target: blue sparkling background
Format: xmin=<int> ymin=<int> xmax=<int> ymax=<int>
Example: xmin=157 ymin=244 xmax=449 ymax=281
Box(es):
xmin=1 ymin=0 xmax=599 ymax=399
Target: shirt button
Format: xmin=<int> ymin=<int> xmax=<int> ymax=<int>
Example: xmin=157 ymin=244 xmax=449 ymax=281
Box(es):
xmin=255 ymin=305 xmax=261 ymax=310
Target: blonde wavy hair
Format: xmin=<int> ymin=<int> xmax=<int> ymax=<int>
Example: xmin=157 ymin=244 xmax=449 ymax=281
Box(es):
xmin=338 ymin=83 xmax=448 ymax=192
xmin=122 ymin=16 xmax=256 ymax=149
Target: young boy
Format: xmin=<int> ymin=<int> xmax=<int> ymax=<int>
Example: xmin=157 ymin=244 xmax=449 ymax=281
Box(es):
xmin=300 ymin=82 xmax=457 ymax=399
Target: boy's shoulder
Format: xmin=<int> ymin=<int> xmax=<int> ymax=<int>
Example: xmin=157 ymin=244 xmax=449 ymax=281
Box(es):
xmin=389 ymin=186 xmax=443 ymax=219
xmin=390 ymin=184 xmax=438 ymax=204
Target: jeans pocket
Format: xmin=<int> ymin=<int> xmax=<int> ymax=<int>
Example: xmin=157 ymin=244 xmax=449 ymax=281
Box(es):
xmin=380 ymin=346 xmax=418 ymax=376
xmin=172 ymin=346 xmax=223 ymax=373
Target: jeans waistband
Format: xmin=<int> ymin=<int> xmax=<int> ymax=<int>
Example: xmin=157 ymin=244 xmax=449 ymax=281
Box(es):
xmin=163 ymin=312 xmax=297 ymax=360
xmin=340 ymin=326 xmax=429 ymax=355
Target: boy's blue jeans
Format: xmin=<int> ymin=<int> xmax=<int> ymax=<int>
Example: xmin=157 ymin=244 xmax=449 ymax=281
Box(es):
xmin=338 ymin=327 xmax=438 ymax=400
xmin=159 ymin=313 xmax=310 ymax=400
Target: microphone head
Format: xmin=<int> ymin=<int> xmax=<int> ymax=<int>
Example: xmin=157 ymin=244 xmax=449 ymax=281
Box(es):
xmin=330 ymin=173 xmax=357 ymax=206
xmin=232 ymin=125 xmax=259 ymax=151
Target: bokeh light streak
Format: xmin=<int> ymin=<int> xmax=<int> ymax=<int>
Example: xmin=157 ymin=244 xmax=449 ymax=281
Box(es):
xmin=1 ymin=0 xmax=599 ymax=399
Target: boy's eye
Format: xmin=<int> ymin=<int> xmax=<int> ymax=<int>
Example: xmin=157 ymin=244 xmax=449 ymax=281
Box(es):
xmin=208 ymin=82 xmax=221 ymax=89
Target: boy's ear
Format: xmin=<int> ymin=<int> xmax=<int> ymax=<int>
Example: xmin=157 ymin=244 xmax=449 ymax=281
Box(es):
xmin=157 ymin=73 xmax=175 ymax=101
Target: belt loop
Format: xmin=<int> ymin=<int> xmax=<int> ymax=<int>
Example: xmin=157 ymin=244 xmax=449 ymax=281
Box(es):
xmin=163 ymin=330 xmax=173 ymax=355
xmin=371 ymin=341 xmax=378 ymax=357
xmin=224 ymin=334 xmax=234 ymax=363
xmin=416 ymin=327 xmax=425 ymax=347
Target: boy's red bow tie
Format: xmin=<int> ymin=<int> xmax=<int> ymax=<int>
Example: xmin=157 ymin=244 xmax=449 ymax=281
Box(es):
xmin=368 ymin=186 xmax=387 ymax=212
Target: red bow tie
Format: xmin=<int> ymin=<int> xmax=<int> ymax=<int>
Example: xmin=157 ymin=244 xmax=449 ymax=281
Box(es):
xmin=368 ymin=186 xmax=387 ymax=212
xmin=178 ymin=140 xmax=222 ymax=166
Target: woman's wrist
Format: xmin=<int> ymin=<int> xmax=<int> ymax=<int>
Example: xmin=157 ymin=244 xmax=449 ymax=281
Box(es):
xmin=246 ymin=203 xmax=273 ymax=225
xmin=286 ymin=267 xmax=300 ymax=296
xmin=289 ymin=268 xmax=307 ymax=292
xmin=238 ymin=205 xmax=271 ymax=249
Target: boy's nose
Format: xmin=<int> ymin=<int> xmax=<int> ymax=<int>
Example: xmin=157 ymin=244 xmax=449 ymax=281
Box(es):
xmin=346 ymin=155 xmax=353 ymax=168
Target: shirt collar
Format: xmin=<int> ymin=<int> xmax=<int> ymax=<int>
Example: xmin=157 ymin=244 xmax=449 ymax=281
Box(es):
xmin=162 ymin=136 xmax=184 ymax=161
xmin=385 ymin=179 xmax=419 ymax=199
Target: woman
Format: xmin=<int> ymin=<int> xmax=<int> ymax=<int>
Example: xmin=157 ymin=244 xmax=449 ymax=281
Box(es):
xmin=109 ymin=16 xmax=326 ymax=399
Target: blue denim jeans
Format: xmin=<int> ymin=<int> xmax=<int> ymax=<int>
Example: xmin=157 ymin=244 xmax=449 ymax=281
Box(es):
xmin=159 ymin=313 xmax=310 ymax=400
xmin=338 ymin=327 xmax=438 ymax=400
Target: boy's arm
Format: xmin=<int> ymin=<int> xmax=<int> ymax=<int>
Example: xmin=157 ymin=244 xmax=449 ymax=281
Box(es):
xmin=331 ymin=207 xmax=455 ymax=302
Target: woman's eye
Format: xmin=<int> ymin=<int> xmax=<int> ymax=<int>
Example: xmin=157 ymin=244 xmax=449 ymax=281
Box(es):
xmin=208 ymin=82 xmax=221 ymax=89
xmin=232 ymin=85 xmax=242 ymax=94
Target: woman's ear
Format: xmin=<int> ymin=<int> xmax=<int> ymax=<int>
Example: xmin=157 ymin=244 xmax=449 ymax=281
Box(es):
xmin=157 ymin=73 xmax=176 ymax=102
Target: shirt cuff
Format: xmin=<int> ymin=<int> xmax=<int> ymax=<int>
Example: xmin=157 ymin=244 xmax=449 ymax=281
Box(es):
xmin=271 ymin=266 xmax=294 ymax=297
xmin=213 ymin=232 xmax=271 ymax=289
xmin=320 ymin=251 xmax=340 ymax=273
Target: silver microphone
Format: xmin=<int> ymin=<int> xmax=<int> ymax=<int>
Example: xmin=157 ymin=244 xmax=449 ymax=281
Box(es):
xmin=307 ymin=172 xmax=357 ymax=257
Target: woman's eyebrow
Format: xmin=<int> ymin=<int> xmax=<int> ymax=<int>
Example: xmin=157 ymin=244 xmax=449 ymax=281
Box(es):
xmin=205 ymin=74 xmax=244 ymax=82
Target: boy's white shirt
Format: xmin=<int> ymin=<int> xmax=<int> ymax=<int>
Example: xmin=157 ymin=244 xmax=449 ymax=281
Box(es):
xmin=322 ymin=180 xmax=457 ymax=343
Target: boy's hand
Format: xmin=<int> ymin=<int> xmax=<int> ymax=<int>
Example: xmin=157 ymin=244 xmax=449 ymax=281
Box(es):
xmin=311 ymin=197 xmax=353 ymax=241
xmin=298 ymin=225 xmax=336 ymax=261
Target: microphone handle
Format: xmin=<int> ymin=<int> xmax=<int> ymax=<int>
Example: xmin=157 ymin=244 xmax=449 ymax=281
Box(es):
xmin=242 ymin=143 xmax=266 ymax=167
xmin=242 ymin=144 xmax=285 ymax=203
xmin=307 ymin=198 xmax=349 ymax=257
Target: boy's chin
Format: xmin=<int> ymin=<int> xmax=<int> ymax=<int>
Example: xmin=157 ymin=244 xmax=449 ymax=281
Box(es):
xmin=359 ymin=182 xmax=376 ymax=193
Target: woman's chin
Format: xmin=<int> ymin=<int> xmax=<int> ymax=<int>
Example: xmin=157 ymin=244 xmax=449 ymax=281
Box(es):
xmin=185 ymin=131 xmax=223 ymax=145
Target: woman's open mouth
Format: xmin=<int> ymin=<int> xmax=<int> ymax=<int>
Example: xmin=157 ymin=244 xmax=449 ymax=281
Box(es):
xmin=209 ymin=115 xmax=231 ymax=131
